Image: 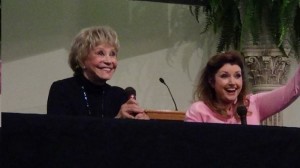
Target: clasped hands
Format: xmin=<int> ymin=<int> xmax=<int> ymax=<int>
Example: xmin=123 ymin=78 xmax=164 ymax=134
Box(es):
xmin=115 ymin=98 xmax=150 ymax=120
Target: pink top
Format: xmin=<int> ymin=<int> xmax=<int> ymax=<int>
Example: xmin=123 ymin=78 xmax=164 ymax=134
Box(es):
xmin=185 ymin=65 xmax=300 ymax=125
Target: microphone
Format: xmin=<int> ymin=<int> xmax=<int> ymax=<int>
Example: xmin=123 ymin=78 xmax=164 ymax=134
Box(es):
xmin=124 ymin=87 xmax=138 ymax=117
xmin=237 ymin=105 xmax=247 ymax=125
xmin=159 ymin=78 xmax=178 ymax=111
xmin=125 ymin=87 xmax=136 ymax=100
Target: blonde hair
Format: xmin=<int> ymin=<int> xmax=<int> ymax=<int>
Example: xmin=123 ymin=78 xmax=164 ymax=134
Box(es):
xmin=68 ymin=26 xmax=120 ymax=74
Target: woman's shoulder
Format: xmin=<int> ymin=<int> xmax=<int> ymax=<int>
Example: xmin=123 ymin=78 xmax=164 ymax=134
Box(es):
xmin=106 ymin=85 xmax=124 ymax=93
xmin=109 ymin=85 xmax=125 ymax=91
xmin=190 ymin=101 xmax=207 ymax=107
xmin=106 ymin=85 xmax=127 ymax=103
xmin=188 ymin=101 xmax=210 ymax=111
xmin=185 ymin=101 xmax=213 ymax=122
xmin=50 ymin=76 xmax=80 ymax=90
xmin=107 ymin=85 xmax=126 ymax=96
xmin=52 ymin=76 xmax=77 ymax=85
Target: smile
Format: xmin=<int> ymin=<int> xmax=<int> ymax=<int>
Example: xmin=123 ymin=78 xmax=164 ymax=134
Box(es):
xmin=99 ymin=67 xmax=113 ymax=71
xmin=225 ymin=88 xmax=237 ymax=93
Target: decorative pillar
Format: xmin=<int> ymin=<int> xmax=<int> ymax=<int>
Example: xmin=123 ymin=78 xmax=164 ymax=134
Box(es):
xmin=243 ymin=46 xmax=290 ymax=126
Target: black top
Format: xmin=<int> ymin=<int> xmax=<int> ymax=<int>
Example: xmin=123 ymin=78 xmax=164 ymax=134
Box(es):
xmin=47 ymin=74 xmax=127 ymax=118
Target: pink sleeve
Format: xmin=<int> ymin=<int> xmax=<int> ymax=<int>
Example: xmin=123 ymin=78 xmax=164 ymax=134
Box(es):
xmin=253 ymin=65 xmax=300 ymax=120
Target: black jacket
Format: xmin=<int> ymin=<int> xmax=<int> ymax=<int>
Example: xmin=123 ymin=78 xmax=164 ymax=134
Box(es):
xmin=47 ymin=74 xmax=127 ymax=118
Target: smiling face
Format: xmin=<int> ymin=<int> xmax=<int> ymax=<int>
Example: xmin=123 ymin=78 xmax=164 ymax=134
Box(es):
xmin=211 ymin=63 xmax=243 ymax=105
xmin=82 ymin=43 xmax=118 ymax=85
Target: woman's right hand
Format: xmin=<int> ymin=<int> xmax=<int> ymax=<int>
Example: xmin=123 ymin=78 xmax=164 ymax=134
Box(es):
xmin=115 ymin=98 xmax=149 ymax=120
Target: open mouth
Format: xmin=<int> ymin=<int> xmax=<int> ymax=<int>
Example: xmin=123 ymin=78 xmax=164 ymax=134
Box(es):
xmin=225 ymin=88 xmax=237 ymax=94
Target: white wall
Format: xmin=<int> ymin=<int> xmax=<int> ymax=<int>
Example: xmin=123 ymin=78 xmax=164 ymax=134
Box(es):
xmin=282 ymin=59 xmax=300 ymax=127
xmin=1 ymin=1 xmax=213 ymax=118
xmin=1 ymin=0 xmax=300 ymax=127
xmin=2 ymin=49 xmax=71 ymax=113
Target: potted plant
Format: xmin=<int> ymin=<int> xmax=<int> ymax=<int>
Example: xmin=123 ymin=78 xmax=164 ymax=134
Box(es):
xmin=190 ymin=0 xmax=300 ymax=58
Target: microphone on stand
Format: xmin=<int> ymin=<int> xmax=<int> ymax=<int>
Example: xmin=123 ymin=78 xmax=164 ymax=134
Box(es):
xmin=237 ymin=105 xmax=247 ymax=125
xmin=159 ymin=78 xmax=178 ymax=111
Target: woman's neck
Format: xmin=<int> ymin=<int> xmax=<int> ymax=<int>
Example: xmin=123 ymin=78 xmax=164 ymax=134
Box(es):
xmin=83 ymin=73 xmax=106 ymax=86
xmin=216 ymin=100 xmax=235 ymax=115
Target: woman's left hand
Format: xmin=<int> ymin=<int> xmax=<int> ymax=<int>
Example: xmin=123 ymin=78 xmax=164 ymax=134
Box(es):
xmin=134 ymin=112 xmax=150 ymax=120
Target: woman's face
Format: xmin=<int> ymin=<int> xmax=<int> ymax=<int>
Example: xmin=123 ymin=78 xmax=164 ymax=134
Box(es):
xmin=82 ymin=43 xmax=118 ymax=84
xmin=211 ymin=63 xmax=243 ymax=105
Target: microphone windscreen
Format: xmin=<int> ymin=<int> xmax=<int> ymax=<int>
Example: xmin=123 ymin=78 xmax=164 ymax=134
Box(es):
xmin=237 ymin=105 xmax=247 ymax=116
xmin=125 ymin=87 xmax=136 ymax=99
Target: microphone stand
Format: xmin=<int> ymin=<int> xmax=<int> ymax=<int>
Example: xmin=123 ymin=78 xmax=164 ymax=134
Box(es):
xmin=159 ymin=78 xmax=178 ymax=111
